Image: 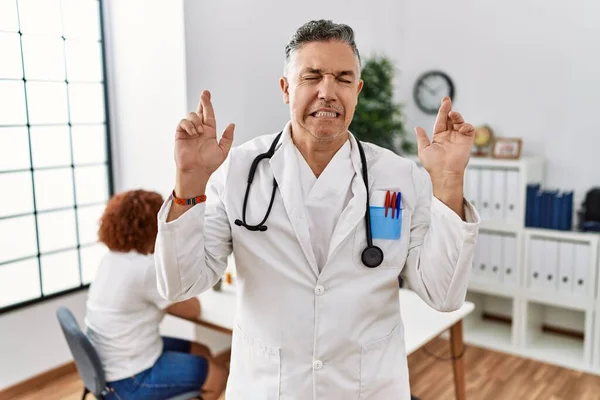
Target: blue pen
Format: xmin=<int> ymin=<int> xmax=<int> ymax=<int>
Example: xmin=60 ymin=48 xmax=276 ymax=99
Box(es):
xmin=396 ymin=192 xmax=401 ymax=219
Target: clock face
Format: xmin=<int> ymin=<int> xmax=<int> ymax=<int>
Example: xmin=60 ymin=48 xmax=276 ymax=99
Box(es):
xmin=413 ymin=71 xmax=455 ymax=115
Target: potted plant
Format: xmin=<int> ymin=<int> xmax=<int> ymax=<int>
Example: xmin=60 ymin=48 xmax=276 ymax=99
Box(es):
xmin=350 ymin=56 xmax=413 ymax=154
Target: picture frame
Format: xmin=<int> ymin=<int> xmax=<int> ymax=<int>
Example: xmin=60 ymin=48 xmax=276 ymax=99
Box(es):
xmin=492 ymin=138 xmax=522 ymax=159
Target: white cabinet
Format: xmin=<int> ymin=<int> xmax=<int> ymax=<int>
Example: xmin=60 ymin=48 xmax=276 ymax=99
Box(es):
xmin=412 ymin=155 xmax=600 ymax=375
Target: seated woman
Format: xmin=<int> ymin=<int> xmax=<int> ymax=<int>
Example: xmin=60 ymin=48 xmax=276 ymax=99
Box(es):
xmin=85 ymin=189 xmax=228 ymax=400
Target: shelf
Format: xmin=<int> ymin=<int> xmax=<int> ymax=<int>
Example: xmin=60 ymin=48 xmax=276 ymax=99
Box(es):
xmin=525 ymin=228 xmax=600 ymax=243
xmin=406 ymin=155 xmax=544 ymax=170
xmin=524 ymin=300 xmax=590 ymax=371
xmin=524 ymin=332 xmax=586 ymax=371
xmin=463 ymin=292 xmax=515 ymax=353
xmin=468 ymin=281 xmax=518 ymax=298
xmin=464 ymin=316 xmax=514 ymax=354
xmin=524 ymin=289 xmax=590 ymax=312
xmin=479 ymin=220 xmax=523 ymax=234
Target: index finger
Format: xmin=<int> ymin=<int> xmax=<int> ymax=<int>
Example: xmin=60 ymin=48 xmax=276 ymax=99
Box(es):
xmin=433 ymin=96 xmax=452 ymax=134
xmin=201 ymin=90 xmax=216 ymax=128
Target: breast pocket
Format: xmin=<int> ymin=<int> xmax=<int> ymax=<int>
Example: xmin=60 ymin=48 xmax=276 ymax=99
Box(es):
xmin=353 ymin=195 xmax=412 ymax=270
xmin=226 ymin=324 xmax=281 ymax=400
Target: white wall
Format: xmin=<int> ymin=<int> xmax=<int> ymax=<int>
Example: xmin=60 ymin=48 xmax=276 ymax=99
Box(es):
xmin=0 ymin=291 xmax=87 ymax=389
xmin=184 ymin=0 xmax=600 ymax=207
xmin=397 ymin=0 xmax=600 ymax=207
xmin=183 ymin=0 xmax=408 ymax=145
xmin=0 ymin=0 xmax=190 ymax=390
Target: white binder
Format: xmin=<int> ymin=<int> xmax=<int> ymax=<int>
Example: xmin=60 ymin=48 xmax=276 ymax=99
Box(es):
xmin=476 ymin=233 xmax=491 ymax=280
xmin=573 ymin=243 xmax=590 ymax=297
xmin=502 ymin=235 xmax=517 ymax=285
xmin=557 ymin=241 xmax=574 ymax=295
xmin=479 ymin=169 xmax=493 ymax=220
xmin=491 ymin=170 xmax=506 ymax=220
xmin=490 ymin=234 xmax=503 ymax=282
xmin=542 ymin=240 xmax=559 ymax=292
xmin=529 ymin=238 xmax=544 ymax=290
xmin=505 ymin=171 xmax=520 ymax=221
xmin=466 ymin=168 xmax=480 ymax=211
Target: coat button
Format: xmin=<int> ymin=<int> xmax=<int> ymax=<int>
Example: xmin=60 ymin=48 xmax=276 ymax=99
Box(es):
xmin=314 ymin=285 xmax=325 ymax=295
xmin=313 ymin=360 xmax=323 ymax=370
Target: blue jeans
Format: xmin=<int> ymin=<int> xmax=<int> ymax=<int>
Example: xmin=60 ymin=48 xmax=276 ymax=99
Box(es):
xmin=105 ymin=337 xmax=208 ymax=400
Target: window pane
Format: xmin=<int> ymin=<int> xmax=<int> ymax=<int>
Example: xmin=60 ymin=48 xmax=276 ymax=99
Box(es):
xmin=61 ymin=0 xmax=100 ymax=39
xmin=0 ymin=80 xmax=26 ymax=125
xmin=68 ymin=83 xmax=105 ymax=124
xmin=41 ymin=249 xmax=79 ymax=295
xmin=0 ymin=172 xmax=33 ymax=218
xmin=77 ymin=204 xmax=103 ymax=244
xmin=0 ymin=258 xmax=40 ymax=308
xmin=65 ymin=40 xmax=102 ymax=82
xmin=0 ymin=215 xmax=37 ymax=263
xmin=0 ymin=0 xmax=20 ymax=32
xmin=72 ymin=125 xmax=107 ymax=165
xmin=26 ymin=81 xmax=69 ymax=124
xmin=0 ymin=32 xmax=22 ymax=79
xmin=34 ymin=168 xmax=74 ymax=211
xmin=30 ymin=126 xmax=71 ymax=168
xmin=74 ymin=165 xmax=108 ymax=205
xmin=37 ymin=209 xmax=77 ymax=253
xmin=0 ymin=127 xmax=30 ymax=170
xmin=17 ymin=0 xmax=62 ymax=36
xmin=80 ymin=243 xmax=107 ymax=284
xmin=22 ymin=35 xmax=65 ymax=81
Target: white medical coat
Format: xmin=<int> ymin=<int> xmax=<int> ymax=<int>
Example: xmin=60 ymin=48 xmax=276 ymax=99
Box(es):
xmin=154 ymin=121 xmax=480 ymax=400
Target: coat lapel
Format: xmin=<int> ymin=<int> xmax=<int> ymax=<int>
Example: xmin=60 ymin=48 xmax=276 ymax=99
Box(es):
xmin=326 ymin=133 xmax=376 ymax=262
xmin=269 ymin=127 xmax=320 ymax=277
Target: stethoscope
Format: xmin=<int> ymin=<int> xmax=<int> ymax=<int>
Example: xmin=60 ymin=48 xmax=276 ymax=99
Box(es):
xmin=234 ymin=132 xmax=384 ymax=268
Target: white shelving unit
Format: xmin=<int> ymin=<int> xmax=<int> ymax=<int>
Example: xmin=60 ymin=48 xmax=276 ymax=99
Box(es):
xmin=411 ymin=155 xmax=600 ymax=374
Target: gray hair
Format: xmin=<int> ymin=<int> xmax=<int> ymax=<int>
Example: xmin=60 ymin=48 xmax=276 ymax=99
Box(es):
xmin=284 ymin=19 xmax=361 ymax=76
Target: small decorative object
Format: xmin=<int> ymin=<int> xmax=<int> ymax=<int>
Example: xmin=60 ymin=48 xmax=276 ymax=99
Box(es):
xmin=492 ymin=138 xmax=522 ymax=159
xmin=413 ymin=70 xmax=455 ymax=115
xmin=473 ymin=125 xmax=494 ymax=157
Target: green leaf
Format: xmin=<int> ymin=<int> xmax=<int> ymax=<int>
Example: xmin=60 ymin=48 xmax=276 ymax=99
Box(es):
xmin=349 ymin=56 xmax=413 ymax=155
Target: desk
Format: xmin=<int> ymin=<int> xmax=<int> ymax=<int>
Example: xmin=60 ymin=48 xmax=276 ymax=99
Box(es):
xmin=187 ymin=287 xmax=474 ymax=400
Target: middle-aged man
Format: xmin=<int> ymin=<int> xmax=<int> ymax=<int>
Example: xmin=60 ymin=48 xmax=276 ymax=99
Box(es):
xmin=154 ymin=19 xmax=480 ymax=400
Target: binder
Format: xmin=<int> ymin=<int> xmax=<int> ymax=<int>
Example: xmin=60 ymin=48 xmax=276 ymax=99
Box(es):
xmin=491 ymin=170 xmax=506 ymax=220
xmin=542 ymin=240 xmax=558 ymax=292
xmin=505 ymin=171 xmax=519 ymax=221
xmin=529 ymin=238 xmax=544 ymax=289
xmin=480 ymin=169 xmax=493 ymax=220
xmin=490 ymin=234 xmax=503 ymax=283
xmin=573 ymin=243 xmax=589 ymax=297
xmin=502 ymin=235 xmax=517 ymax=285
xmin=526 ymin=184 xmax=540 ymax=227
xmin=466 ymin=168 xmax=480 ymax=211
xmin=557 ymin=241 xmax=574 ymax=295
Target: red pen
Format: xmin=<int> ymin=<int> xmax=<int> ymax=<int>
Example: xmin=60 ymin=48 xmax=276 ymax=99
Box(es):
xmin=384 ymin=190 xmax=391 ymax=217
xmin=391 ymin=192 xmax=397 ymax=219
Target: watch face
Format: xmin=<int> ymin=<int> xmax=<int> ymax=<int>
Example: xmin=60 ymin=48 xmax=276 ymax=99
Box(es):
xmin=413 ymin=71 xmax=454 ymax=114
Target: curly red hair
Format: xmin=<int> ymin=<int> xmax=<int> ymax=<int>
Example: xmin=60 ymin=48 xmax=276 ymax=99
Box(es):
xmin=98 ymin=189 xmax=164 ymax=255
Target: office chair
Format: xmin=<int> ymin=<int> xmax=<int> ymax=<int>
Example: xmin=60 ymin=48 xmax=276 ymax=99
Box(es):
xmin=56 ymin=306 xmax=202 ymax=400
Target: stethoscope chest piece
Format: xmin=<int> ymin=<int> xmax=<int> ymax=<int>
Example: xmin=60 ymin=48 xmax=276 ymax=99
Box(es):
xmin=361 ymin=245 xmax=384 ymax=268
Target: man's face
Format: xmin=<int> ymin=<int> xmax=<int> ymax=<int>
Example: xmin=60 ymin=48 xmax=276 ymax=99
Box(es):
xmin=280 ymin=40 xmax=363 ymax=141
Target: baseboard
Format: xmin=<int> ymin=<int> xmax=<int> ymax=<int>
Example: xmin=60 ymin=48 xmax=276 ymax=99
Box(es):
xmin=0 ymin=361 xmax=76 ymax=400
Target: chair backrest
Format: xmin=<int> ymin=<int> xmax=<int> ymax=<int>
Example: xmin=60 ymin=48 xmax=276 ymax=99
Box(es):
xmin=56 ymin=306 xmax=107 ymax=396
